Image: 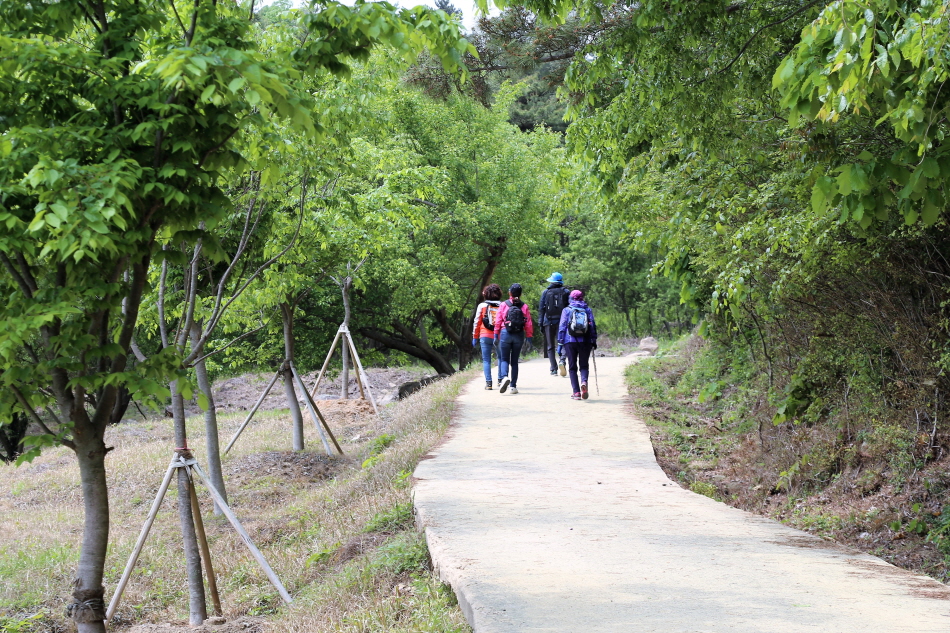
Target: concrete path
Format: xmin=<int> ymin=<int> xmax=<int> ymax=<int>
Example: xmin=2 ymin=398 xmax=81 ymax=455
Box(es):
xmin=413 ymin=355 xmax=950 ymax=633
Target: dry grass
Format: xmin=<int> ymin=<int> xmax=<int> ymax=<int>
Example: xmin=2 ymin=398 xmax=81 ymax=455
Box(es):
xmin=0 ymin=373 xmax=473 ymax=633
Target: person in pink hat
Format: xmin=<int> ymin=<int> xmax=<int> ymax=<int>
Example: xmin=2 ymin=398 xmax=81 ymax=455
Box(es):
xmin=557 ymin=289 xmax=597 ymax=400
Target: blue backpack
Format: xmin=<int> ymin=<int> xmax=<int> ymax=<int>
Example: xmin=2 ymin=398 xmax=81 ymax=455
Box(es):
xmin=568 ymin=306 xmax=589 ymax=336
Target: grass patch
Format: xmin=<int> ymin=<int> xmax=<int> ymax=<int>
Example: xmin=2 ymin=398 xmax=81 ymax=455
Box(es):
xmin=364 ymin=502 xmax=414 ymax=534
xmin=0 ymin=371 xmax=474 ymax=632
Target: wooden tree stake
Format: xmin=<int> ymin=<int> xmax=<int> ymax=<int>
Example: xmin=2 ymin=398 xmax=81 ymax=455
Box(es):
xmin=291 ymin=361 xmax=344 ymax=455
xmin=289 ymin=362 xmax=332 ymax=455
xmin=189 ymin=474 xmax=222 ymax=616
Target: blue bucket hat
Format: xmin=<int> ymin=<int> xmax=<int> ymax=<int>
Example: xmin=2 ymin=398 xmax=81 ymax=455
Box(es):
xmin=546 ymin=272 xmax=563 ymax=283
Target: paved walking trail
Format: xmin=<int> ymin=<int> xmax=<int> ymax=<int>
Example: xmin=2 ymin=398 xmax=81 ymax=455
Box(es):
xmin=413 ymin=355 xmax=950 ymax=632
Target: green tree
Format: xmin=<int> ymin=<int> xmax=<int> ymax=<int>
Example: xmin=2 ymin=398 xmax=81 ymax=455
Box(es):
xmin=0 ymin=1 xmax=471 ymax=629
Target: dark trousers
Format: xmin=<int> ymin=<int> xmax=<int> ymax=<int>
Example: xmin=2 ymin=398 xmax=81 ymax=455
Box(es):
xmin=564 ymin=342 xmax=592 ymax=394
xmin=543 ymin=323 xmax=559 ymax=371
xmin=498 ymin=330 xmax=525 ymax=387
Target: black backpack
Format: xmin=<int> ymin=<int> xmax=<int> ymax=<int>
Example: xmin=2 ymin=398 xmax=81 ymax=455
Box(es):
xmin=545 ymin=287 xmax=569 ymax=316
xmin=504 ymin=299 xmax=526 ymax=333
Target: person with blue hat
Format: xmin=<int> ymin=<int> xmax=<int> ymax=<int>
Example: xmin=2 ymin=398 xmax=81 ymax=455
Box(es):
xmin=538 ymin=272 xmax=570 ymax=375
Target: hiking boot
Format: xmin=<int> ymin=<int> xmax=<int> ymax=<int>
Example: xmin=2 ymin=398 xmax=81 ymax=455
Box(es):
xmin=510 ymin=387 xmax=519 ymax=394
xmin=550 ymin=369 xmax=558 ymax=376
xmin=581 ymin=382 xmax=589 ymax=400
xmin=571 ymin=392 xmax=582 ymax=400
xmin=499 ymin=377 xmax=510 ymax=393
xmin=558 ymin=359 xmax=567 ymax=377
xmin=485 ymin=381 xmax=493 ymax=390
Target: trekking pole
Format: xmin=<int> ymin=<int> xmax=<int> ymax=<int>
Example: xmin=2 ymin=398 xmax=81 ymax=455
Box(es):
xmin=592 ymin=352 xmax=600 ymax=396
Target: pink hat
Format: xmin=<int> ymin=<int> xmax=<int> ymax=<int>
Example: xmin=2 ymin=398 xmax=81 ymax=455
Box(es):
xmin=570 ymin=289 xmax=584 ymax=300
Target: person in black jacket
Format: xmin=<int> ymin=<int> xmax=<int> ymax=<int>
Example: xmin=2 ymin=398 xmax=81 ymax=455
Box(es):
xmin=538 ymin=272 xmax=570 ymax=376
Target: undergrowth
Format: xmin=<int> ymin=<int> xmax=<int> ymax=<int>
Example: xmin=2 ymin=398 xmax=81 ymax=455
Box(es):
xmin=627 ymin=335 xmax=950 ymax=583
xmin=0 ymin=373 xmax=473 ymax=633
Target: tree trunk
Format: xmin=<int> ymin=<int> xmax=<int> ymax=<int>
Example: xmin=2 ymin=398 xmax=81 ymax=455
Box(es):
xmin=191 ymin=323 xmax=226 ymax=515
xmin=433 ymin=308 xmax=470 ymax=371
xmin=341 ymin=277 xmax=352 ymax=400
xmin=69 ymin=417 xmax=109 ymax=633
xmin=170 ymin=380 xmax=207 ymax=625
xmin=108 ymin=385 xmax=133 ymax=425
xmin=474 ymin=237 xmax=506 ymax=294
xmin=280 ymin=301 xmax=304 ymax=451
xmin=360 ymin=322 xmax=456 ymax=376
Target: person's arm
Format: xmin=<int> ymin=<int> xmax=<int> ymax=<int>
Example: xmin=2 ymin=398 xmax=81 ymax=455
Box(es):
xmin=523 ymin=304 xmax=534 ymax=338
xmin=538 ymin=289 xmax=547 ymax=324
xmin=494 ymin=302 xmax=507 ymax=338
xmin=557 ymin=307 xmax=568 ymax=344
xmin=472 ymin=304 xmax=485 ymax=341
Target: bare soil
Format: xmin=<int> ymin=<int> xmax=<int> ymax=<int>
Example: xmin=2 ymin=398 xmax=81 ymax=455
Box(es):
xmin=124 ymin=617 xmax=264 ymax=633
xmin=176 ymin=367 xmax=432 ymax=419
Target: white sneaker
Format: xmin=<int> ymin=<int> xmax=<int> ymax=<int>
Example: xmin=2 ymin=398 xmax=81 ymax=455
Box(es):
xmin=499 ymin=377 xmax=510 ymax=393
xmin=510 ymin=387 xmax=519 ymax=394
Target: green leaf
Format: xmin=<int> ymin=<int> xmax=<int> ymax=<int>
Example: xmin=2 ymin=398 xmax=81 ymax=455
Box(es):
xmin=837 ymin=165 xmax=853 ymax=196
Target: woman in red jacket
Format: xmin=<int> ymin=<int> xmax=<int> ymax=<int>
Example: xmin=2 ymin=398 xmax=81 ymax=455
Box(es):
xmin=492 ymin=283 xmax=534 ymax=394
xmin=473 ymin=283 xmax=502 ymax=389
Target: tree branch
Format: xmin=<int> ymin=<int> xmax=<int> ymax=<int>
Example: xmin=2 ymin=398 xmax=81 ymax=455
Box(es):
xmin=10 ymin=385 xmax=74 ymax=450
xmin=189 ymin=322 xmax=268 ymax=365
xmin=697 ymin=0 xmax=822 ymax=84
xmin=194 ymin=183 xmax=306 ymax=361
xmin=0 ymin=253 xmax=33 ymax=298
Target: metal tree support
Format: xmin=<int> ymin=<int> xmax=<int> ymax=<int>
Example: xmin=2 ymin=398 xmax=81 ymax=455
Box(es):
xmin=106 ymin=452 xmax=292 ymax=622
xmin=309 ymin=324 xmax=379 ymax=415
xmin=223 ymin=369 xmax=281 ymax=455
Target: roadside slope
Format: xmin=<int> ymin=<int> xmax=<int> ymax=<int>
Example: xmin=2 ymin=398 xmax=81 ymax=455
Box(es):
xmin=413 ymin=356 xmax=950 ymax=632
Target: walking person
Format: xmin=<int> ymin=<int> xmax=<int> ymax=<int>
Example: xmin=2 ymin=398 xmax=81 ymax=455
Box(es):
xmin=558 ymin=289 xmax=597 ymax=400
xmin=538 ymin=272 xmax=570 ymax=376
xmin=472 ymin=283 xmax=502 ymax=390
xmin=493 ymin=283 xmax=534 ymax=394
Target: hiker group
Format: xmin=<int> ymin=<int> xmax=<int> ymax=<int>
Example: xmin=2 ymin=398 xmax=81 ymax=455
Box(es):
xmin=472 ymin=273 xmax=597 ymax=401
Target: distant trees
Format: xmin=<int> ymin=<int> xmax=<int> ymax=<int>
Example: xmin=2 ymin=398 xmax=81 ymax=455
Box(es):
xmin=352 ymin=87 xmax=560 ymax=373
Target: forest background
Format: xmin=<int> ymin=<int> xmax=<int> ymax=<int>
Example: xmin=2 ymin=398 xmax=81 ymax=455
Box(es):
xmin=6 ymin=0 xmax=950 ymax=630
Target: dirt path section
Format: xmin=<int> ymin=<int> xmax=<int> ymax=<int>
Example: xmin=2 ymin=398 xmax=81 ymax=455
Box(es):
xmin=413 ymin=356 xmax=950 ymax=632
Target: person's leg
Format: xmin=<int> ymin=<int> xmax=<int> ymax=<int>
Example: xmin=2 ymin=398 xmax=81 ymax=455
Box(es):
xmin=510 ymin=333 xmax=524 ymax=387
xmin=579 ymin=343 xmax=592 ymax=398
xmin=480 ymin=337 xmax=494 ymax=383
xmin=579 ymin=344 xmax=592 ymax=384
xmin=545 ymin=324 xmax=558 ymax=372
xmin=565 ymin=343 xmax=581 ymax=394
xmin=497 ymin=332 xmax=512 ymax=380
xmin=492 ymin=339 xmax=500 ymax=381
